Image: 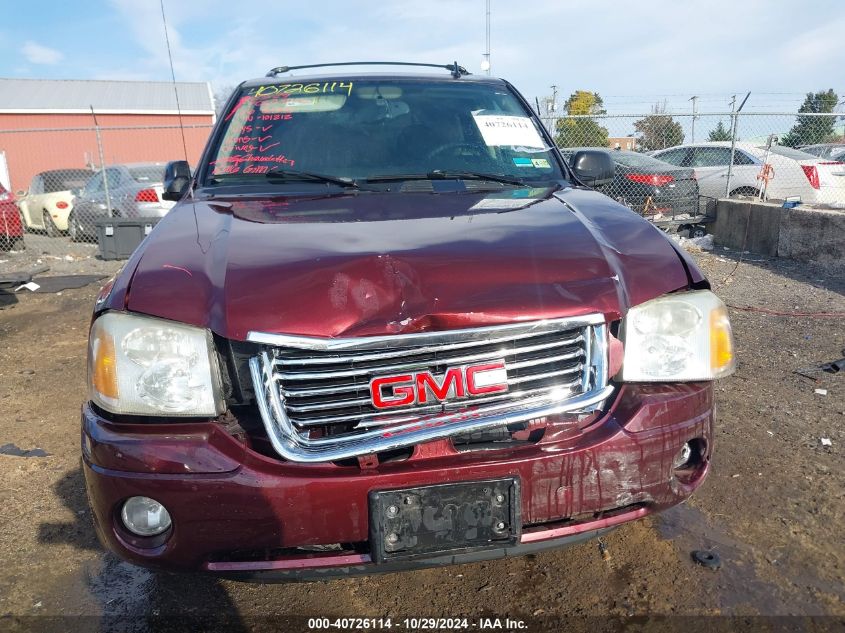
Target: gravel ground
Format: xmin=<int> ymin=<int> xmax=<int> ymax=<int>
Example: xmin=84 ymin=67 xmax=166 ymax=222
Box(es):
xmin=0 ymin=233 xmax=123 ymax=278
xmin=0 ymin=246 xmax=842 ymax=632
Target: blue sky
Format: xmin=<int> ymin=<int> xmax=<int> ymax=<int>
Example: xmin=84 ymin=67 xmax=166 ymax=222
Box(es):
xmin=1 ymin=0 xmax=844 ymax=116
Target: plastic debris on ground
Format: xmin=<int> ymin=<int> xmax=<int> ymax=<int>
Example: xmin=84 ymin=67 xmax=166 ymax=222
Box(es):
xmin=15 ymin=281 xmax=40 ymax=292
xmin=672 ymin=233 xmax=714 ymax=251
xmin=814 ymin=388 xmax=828 ymax=396
xmin=820 ymin=438 xmax=832 ymax=447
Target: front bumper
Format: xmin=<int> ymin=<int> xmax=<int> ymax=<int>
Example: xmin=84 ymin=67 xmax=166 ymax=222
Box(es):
xmin=81 ymin=382 xmax=713 ymax=580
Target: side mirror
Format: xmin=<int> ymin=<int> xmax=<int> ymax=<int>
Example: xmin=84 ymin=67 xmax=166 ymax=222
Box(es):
xmin=162 ymin=160 xmax=192 ymax=201
xmin=570 ymin=150 xmax=615 ymax=187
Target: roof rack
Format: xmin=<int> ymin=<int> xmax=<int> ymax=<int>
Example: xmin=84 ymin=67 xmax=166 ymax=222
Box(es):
xmin=265 ymin=61 xmax=470 ymax=79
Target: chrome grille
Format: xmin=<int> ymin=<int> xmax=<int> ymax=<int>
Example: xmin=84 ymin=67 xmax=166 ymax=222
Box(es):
xmin=248 ymin=315 xmax=613 ymax=463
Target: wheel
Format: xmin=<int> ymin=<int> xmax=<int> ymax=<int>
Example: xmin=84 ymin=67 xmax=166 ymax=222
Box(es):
xmin=68 ymin=213 xmax=82 ymax=242
xmin=690 ymin=225 xmax=707 ymax=238
xmin=42 ymin=210 xmax=58 ymax=237
xmin=730 ymin=187 xmax=761 ymax=199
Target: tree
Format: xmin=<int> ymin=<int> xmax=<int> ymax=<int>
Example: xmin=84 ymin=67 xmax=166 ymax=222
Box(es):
xmin=633 ymin=103 xmax=684 ymax=151
xmin=781 ymin=89 xmax=839 ymax=147
xmin=708 ymin=120 xmax=732 ymax=141
xmin=213 ymin=84 xmax=238 ymax=118
xmin=555 ymin=90 xmax=609 ymax=148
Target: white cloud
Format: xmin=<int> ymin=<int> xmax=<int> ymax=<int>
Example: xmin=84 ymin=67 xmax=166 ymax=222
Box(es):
xmin=22 ymin=41 xmax=63 ymax=65
xmin=96 ymin=0 xmax=845 ymax=117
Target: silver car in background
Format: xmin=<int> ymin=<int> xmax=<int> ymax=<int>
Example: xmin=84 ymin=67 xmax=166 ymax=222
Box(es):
xmin=798 ymin=144 xmax=845 ymax=161
xmin=68 ymin=162 xmax=175 ymax=241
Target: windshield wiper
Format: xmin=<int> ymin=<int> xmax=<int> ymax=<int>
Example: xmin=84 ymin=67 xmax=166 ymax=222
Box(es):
xmin=264 ymin=168 xmax=361 ymax=189
xmin=365 ymin=171 xmax=526 ymax=187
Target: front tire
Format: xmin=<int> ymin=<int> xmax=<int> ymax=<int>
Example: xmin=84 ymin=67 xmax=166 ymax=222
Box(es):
xmin=730 ymin=187 xmax=761 ymax=199
xmin=68 ymin=213 xmax=82 ymax=242
xmin=42 ymin=210 xmax=58 ymax=238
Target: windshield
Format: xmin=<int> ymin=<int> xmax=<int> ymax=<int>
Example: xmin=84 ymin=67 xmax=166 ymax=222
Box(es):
xmin=763 ymin=146 xmax=819 ymax=161
xmin=44 ymin=169 xmax=94 ymax=193
xmin=128 ymin=165 xmax=165 ymax=183
xmin=612 ymin=151 xmax=680 ymax=169
xmin=203 ymin=79 xmax=564 ymax=187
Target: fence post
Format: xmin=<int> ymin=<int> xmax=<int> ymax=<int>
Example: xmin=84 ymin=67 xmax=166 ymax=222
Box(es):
xmin=90 ymin=105 xmax=112 ymax=215
xmin=724 ymin=92 xmax=750 ymax=198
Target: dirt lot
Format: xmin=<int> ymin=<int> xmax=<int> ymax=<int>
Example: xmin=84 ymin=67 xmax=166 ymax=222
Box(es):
xmin=0 ymin=246 xmax=842 ymax=632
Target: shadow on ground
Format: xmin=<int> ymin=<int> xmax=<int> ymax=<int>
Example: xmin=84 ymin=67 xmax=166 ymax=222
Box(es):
xmin=38 ymin=467 xmax=250 ymax=632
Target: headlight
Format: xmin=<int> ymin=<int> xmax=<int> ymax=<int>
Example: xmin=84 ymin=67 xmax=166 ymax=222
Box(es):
xmin=88 ymin=312 xmax=224 ymax=416
xmin=620 ymin=290 xmax=735 ymax=381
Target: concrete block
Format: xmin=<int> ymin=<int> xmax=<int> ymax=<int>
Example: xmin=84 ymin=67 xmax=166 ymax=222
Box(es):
xmin=778 ymin=206 xmax=845 ymax=268
xmin=713 ymin=199 xmax=781 ymax=256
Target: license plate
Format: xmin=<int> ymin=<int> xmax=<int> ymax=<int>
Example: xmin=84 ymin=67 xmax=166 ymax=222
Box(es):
xmin=368 ymin=478 xmax=520 ymax=563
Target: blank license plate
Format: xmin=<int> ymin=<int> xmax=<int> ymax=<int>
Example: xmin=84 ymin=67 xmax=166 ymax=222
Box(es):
xmin=368 ymin=478 xmax=520 ymax=563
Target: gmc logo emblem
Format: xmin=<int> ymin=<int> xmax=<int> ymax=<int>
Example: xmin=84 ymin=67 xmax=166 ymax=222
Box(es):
xmin=369 ymin=361 xmax=509 ymax=410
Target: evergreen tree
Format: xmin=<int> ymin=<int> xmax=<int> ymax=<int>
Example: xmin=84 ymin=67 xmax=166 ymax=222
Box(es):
xmin=781 ymin=90 xmax=839 ymax=147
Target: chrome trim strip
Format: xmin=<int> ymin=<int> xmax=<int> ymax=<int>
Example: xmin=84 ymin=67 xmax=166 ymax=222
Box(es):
xmin=250 ymin=353 xmax=613 ymax=464
xmin=272 ymin=333 xmax=583 ymax=366
xmin=279 ymin=363 xmax=584 ymax=400
xmin=248 ymin=315 xmax=612 ymax=463
xmin=287 ymin=379 xmax=584 ymax=423
xmin=275 ymin=349 xmax=583 ymax=381
xmin=246 ymin=314 xmax=605 ymax=350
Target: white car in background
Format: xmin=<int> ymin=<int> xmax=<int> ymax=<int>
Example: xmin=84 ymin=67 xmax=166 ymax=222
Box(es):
xmin=17 ymin=168 xmax=95 ymax=236
xmin=652 ymin=142 xmax=845 ymax=204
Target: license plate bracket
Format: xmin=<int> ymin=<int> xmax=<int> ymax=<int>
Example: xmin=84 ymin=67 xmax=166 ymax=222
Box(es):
xmin=369 ymin=478 xmax=520 ymax=563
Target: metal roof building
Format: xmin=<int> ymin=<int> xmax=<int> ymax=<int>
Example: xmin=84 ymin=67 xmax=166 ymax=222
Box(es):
xmin=0 ymin=78 xmax=214 ymax=114
xmin=0 ymin=78 xmax=215 ymax=192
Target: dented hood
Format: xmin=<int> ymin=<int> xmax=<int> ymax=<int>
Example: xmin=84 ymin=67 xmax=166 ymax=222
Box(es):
xmin=120 ymin=187 xmax=691 ymax=340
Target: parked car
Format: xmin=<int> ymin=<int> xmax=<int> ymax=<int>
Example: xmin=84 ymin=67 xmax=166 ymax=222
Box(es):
xmin=559 ymin=147 xmax=700 ymax=228
xmin=652 ymin=142 xmax=845 ymax=204
xmin=16 ymin=168 xmax=94 ymax=236
xmin=83 ymin=63 xmax=735 ymax=580
xmin=68 ymin=162 xmax=174 ymax=241
xmin=798 ymin=143 xmax=845 ymax=161
xmin=0 ymin=184 xmax=23 ymax=250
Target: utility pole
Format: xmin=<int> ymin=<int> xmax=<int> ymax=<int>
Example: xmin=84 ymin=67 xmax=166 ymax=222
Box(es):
xmin=90 ymin=105 xmax=112 ymax=215
xmin=482 ymin=0 xmax=491 ymax=75
xmin=725 ymin=92 xmax=751 ymax=197
xmin=689 ymin=95 xmax=698 ymax=143
xmin=546 ymin=84 xmax=558 ymax=133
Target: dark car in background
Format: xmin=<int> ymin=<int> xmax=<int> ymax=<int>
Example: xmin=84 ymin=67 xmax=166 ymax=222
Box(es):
xmin=68 ymin=162 xmax=175 ymax=241
xmin=560 ymin=148 xmax=700 ymax=226
xmin=0 ymin=184 xmax=24 ymax=250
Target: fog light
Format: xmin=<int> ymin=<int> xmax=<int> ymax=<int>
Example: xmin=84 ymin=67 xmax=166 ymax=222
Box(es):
xmin=121 ymin=496 xmax=172 ymax=536
xmin=673 ymin=442 xmax=693 ymax=470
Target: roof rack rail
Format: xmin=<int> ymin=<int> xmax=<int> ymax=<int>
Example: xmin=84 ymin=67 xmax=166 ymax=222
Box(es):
xmin=265 ymin=61 xmax=470 ymax=79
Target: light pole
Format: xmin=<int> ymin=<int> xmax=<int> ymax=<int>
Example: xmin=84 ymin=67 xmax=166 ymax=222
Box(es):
xmin=481 ymin=0 xmax=491 ymax=75
xmin=689 ymin=95 xmax=698 ymax=143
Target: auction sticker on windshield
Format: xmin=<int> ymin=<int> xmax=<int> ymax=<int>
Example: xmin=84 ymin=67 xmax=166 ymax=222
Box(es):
xmin=472 ymin=114 xmax=545 ymax=149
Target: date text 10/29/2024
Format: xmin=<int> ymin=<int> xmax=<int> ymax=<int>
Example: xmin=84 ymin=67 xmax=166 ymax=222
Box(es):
xmin=307 ymin=617 xmax=529 ymax=630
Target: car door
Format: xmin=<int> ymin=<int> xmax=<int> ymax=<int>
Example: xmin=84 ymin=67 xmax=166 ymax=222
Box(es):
xmin=651 ymin=147 xmax=690 ymax=168
xmin=19 ymin=174 xmax=43 ymax=229
xmin=687 ymin=147 xmax=760 ymax=198
xmin=73 ymin=172 xmax=103 ymax=224
xmin=101 ymin=168 xmax=123 ymax=216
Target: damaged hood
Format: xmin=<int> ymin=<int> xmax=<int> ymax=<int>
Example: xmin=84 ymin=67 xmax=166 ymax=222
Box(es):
xmin=119 ymin=187 xmax=692 ymax=340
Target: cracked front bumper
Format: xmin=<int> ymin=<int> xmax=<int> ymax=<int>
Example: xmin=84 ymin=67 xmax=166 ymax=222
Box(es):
xmin=81 ymin=382 xmax=713 ymax=579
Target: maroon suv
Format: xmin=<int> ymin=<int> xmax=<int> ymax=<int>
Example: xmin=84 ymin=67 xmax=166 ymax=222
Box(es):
xmin=83 ymin=63 xmax=735 ymax=580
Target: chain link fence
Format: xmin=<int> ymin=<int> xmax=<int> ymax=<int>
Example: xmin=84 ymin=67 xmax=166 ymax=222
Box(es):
xmin=2 ymin=111 xmax=843 ymax=261
xmin=0 ymin=123 xmax=212 ymax=262
xmin=546 ymin=111 xmax=845 ymax=234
